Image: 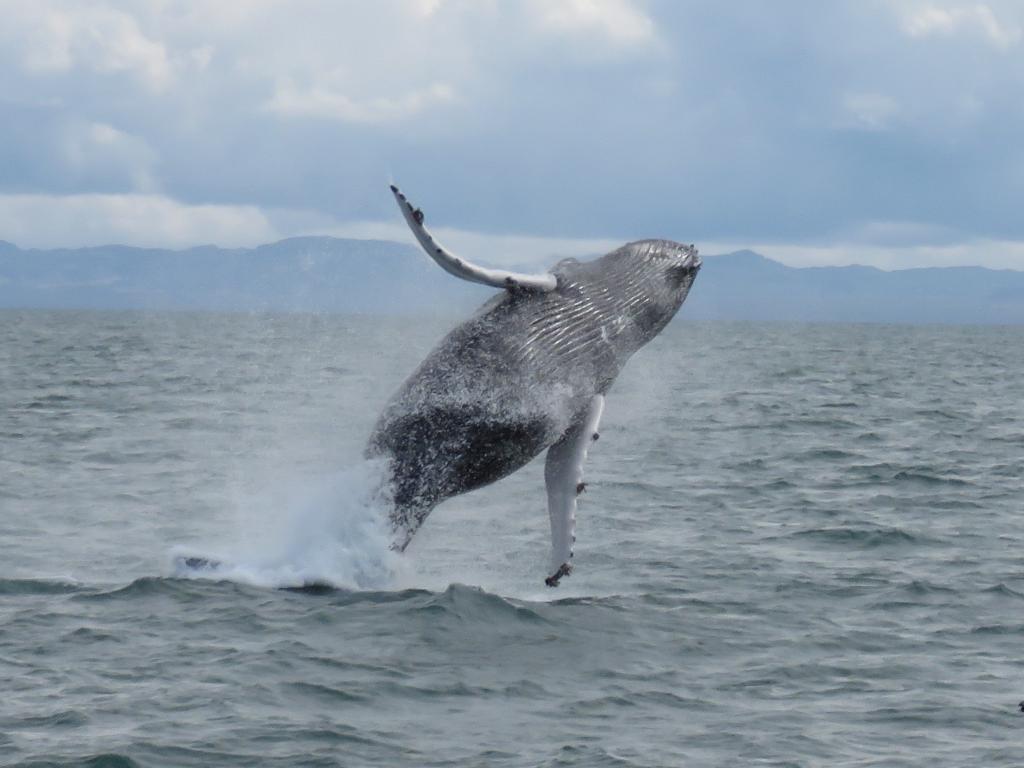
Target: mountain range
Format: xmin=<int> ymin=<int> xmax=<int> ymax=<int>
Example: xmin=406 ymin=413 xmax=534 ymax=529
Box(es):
xmin=1 ymin=237 xmax=1022 ymax=324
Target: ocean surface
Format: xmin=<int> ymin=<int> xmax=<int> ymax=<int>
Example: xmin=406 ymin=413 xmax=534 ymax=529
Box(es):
xmin=2 ymin=309 xmax=1023 ymax=767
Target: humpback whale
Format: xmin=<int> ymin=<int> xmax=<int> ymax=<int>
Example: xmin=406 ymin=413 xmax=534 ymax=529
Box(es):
xmin=368 ymin=186 xmax=701 ymax=586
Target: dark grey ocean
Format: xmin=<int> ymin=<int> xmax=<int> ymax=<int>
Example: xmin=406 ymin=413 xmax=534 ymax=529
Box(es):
xmin=2 ymin=309 xmax=1023 ymax=767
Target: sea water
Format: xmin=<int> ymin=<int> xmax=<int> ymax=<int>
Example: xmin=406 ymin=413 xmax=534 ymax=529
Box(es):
xmin=2 ymin=309 xmax=1023 ymax=766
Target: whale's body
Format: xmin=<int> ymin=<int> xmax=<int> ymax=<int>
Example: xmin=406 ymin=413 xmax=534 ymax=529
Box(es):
xmin=368 ymin=187 xmax=700 ymax=585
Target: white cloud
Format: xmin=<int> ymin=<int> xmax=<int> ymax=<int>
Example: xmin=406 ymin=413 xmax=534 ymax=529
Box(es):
xmin=903 ymin=3 xmax=1021 ymax=49
xmin=0 ymin=194 xmax=279 ymax=249
xmin=0 ymin=189 xmax=620 ymax=265
xmin=529 ymin=0 xmax=656 ymax=46
xmin=838 ymin=92 xmax=901 ymax=131
xmin=838 ymin=220 xmax=961 ymax=247
xmin=265 ymin=78 xmax=456 ymax=123
xmin=409 ymin=0 xmax=446 ymax=18
xmin=60 ymin=122 xmax=160 ymax=192
xmin=12 ymin=7 xmax=74 ymax=72
xmin=0 ymin=3 xmax=173 ymax=89
xmin=186 ymin=45 xmax=214 ymax=72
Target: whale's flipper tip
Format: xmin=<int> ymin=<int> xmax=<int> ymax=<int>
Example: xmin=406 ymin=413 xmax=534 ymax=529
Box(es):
xmin=545 ymin=562 xmax=572 ymax=587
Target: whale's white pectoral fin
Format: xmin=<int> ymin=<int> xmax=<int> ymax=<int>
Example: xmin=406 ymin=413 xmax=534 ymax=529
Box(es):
xmin=390 ymin=185 xmax=557 ymax=292
xmin=544 ymin=394 xmax=605 ymax=587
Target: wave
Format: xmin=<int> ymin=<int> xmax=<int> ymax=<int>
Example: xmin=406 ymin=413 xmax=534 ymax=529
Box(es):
xmin=67 ymin=577 xmax=563 ymax=638
xmin=847 ymin=462 xmax=973 ymax=486
xmin=787 ymin=526 xmax=923 ymax=548
xmin=0 ymin=578 xmax=84 ymax=596
xmin=404 ymin=582 xmax=548 ymax=623
xmin=11 ymin=754 xmax=141 ymax=768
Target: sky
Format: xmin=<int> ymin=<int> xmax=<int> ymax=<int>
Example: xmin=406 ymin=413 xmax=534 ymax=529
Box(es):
xmin=0 ymin=0 xmax=1022 ymax=270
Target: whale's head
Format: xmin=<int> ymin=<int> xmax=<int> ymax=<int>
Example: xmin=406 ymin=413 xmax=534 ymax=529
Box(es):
xmin=572 ymin=239 xmax=701 ymax=356
xmin=634 ymin=239 xmax=701 ymax=328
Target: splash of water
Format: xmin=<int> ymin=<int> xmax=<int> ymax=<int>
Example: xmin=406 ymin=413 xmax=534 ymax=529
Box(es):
xmin=169 ymin=459 xmax=405 ymax=590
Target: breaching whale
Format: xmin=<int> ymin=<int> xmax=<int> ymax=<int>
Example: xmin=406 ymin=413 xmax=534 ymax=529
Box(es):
xmin=368 ymin=185 xmax=701 ymax=586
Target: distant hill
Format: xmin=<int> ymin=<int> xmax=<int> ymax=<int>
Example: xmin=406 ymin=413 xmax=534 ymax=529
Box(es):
xmin=688 ymin=250 xmax=1024 ymax=324
xmin=0 ymin=237 xmax=491 ymax=314
xmin=1 ymin=237 xmax=1022 ymax=324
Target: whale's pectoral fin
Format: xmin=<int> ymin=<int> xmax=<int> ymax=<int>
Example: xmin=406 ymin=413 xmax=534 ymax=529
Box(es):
xmin=390 ymin=184 xmax=557 ymax=292
xmin=544 ymin=394 xmax=605 ymax=587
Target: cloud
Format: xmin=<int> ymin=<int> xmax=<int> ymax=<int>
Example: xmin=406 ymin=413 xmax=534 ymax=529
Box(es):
xmin=59 ymin=122 xmax=160 ymax=192
xmin=265 ymin=78 xmax=456 ymax=123
xmin=839 ymin=92 xmax=901 ymax=131
xmin=409 ymin=0 xmax=445 ymax=18
xmin=0 ymin=2 xmax=1022 ymax=268
xmin=1 ymin=3 xmax=173 ymax=89
xmin=902 ymin=3 xmax=1021 ymax=49
xmin=0 ymin=193 xmax=279 ymax=249
xmin=528 ymin=0 xmax=657 ymax=46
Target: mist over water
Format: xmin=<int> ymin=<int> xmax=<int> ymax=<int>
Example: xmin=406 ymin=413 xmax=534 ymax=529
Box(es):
xmin=169 ymin=459 xmax=401 ymax=590
xmin=2 ymin=309 xmax=1024 ymax=766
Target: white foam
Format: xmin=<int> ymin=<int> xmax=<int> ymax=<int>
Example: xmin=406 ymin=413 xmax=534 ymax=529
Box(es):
xmin=168 ymin=460 xmax=406 ymax=590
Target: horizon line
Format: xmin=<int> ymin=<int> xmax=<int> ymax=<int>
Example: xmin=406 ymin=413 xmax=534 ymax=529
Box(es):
xmin=2 ymin=234 xmax=1022 ymax=275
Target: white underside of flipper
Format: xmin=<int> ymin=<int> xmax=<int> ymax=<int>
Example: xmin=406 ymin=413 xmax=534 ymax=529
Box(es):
xmin=544 ymin=394 xmax=605 ymax=587
xmin=390 ymin=185 xmax=557 ymax=292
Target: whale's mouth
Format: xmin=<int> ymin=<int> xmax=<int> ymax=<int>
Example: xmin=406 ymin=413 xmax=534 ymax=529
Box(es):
xmin=661 ymin=242 xmax=701 ymax=276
